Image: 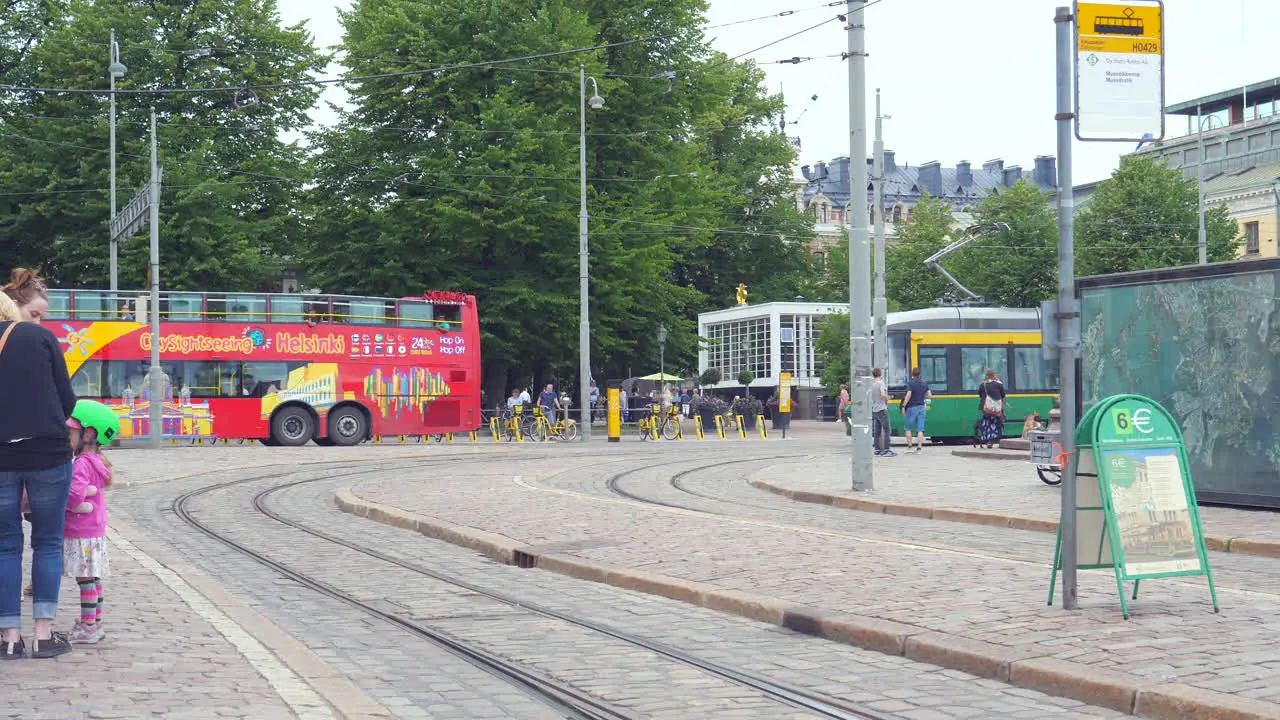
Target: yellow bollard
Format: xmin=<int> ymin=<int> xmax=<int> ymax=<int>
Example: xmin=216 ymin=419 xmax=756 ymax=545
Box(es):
xmin=490 ymin=417 xmax=501 ymax=442
xmin=446 ymin=433 xmax=454 ymax=443
xmin=757 ymin=415 xmax=769 ymax=439
xmin=372 ymin=435 xmax=382 ymax=444
xmin=694 ymin=415 xmax=705 ymax=440
xmin=469 ymin=430 xmax=478 ymax=442
xmin=714 ymin=415 xmax=726 ymax=440
xmin=397 ymin=434 xmax=407 ymax=444
xmin=735 ymin=415 xmax=747 ymax=440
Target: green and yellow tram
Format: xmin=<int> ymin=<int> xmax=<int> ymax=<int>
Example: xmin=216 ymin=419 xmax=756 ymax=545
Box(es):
xmin=883 ymin=308 xmax=1058 ymax=442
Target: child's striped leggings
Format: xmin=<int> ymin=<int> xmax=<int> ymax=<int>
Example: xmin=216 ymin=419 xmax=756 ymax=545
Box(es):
xmin=77 ymin=577 xmax=103 ymax=624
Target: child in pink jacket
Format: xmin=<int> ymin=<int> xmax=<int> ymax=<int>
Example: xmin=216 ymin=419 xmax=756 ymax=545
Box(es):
xmin=63 ymin=417 xmax=111 ymax=645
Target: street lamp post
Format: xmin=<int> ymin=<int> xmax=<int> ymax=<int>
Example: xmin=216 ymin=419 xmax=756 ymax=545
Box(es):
xmin=579 ymin=65 xmax=604 ymax=440
xmin=657 ymin=323 xmax=668 ymax=385
xmin=108 ymin=30 xmax=127 ymax=292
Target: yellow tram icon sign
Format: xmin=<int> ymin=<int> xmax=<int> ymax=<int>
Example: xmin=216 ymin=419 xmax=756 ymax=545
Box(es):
xmin=1076 ymin=2 xmax=1162 ymax=54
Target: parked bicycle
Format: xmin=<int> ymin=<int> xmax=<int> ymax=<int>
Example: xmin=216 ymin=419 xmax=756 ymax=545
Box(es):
xmin=638 ymin=404 xmax=682 ymax=441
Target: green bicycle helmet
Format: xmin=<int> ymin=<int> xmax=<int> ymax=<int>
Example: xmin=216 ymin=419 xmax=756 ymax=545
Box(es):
xmin=71 ymin=399 xmax=120 ymax=443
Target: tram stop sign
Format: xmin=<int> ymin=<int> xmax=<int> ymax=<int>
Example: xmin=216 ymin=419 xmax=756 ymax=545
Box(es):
xmin=1048 ymin=394 xmax=1219 ymax=618
xmin=1073 ymin=1 xmax=1165 ymax=142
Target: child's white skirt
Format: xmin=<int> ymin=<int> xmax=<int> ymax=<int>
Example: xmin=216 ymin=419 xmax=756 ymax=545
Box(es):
xmin=63 ymin=537 xmax=109 ymax=579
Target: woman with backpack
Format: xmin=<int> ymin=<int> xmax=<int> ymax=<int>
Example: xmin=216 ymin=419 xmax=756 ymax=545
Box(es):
xmin=977 ymin=369 xmax=1007 ymax=449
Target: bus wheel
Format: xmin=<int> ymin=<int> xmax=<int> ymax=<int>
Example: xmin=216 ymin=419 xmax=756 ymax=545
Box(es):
xmin=272 ymin=406 xmax=314 ymax=447
xmin=327 ymin=406 xmax=367 ymax=447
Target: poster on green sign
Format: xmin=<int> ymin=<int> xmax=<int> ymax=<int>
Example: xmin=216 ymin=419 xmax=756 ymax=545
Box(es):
xmin=1101 ymin=447 xmax=1201 ymax=577
xmin=1048 ymin=393 xmax=1219 ymax=618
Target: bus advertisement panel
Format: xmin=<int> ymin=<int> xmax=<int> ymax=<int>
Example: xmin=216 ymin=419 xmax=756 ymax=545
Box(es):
xmin=51 ymin=289 xmax=481 ymax=446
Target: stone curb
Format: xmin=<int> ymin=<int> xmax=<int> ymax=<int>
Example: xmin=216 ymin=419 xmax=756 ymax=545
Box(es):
xmin=333 ymin=489 xmax=1280 ymax=719
xmin=749 ymin=479 xmax=1275 ymax=559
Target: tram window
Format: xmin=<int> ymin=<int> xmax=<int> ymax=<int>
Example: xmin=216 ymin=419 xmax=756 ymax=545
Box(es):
xmin=1013 ymin=347 xmax=1058 ymax=392
xmin=918 ymin=346 xmax=949 ymax=393
xmin=887 ymin=332 xmax=910 ymax=388
xmin=961 ymin=347 xmax=1009 ymax=391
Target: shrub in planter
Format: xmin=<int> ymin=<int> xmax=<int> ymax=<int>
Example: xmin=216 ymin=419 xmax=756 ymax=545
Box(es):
xmin=737 ymin=369 xmax=755 ymax=387
xmin=692 ymin=394 xmax=726 ymax=427
xmin=699 ymin=368 xmax=722 ymax=386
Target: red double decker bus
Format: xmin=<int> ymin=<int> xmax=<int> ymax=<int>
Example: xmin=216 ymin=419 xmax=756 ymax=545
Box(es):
xmin=48 ymin=288 xmax=481 ymax=446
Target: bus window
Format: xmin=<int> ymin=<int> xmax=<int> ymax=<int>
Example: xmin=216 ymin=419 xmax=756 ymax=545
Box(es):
xmin=347 ymin=299 xmax=387 ymax=326
xmin=887 ymin=331 xmax=910 ymax=388
xmin=47 ymin=291 xmax=70 ymax=321
xmin=270 ymin=296 xmax=305 ymax=323
xmin=102 ymin=360 xmax=154 ymax=400
xmin=223 ymin=295 xmax=267 ymax=322
xmin=1013 ymin=347 xmax=1058 ymax=392
xmin=397 ymin=301 xmax=434 ymax=328
xmin=434 ymin=304 xmax=462 ymax=330
xmin=240 ymin=361 xmax=306 ymax=397
xmin=918 ymin=346 xmax=949 ymax=393
xmin=72 ymin=291 xmax=109 ymax=321
xmin=166 ymin=293 xmax=203 ymax=321
xmin=961 ymin=347 xmax=1009 ymax=391
xmin=70 ymin=360 xmax=105 ymax=397
xmin=182 ymin=361 xmax=241 ymax=397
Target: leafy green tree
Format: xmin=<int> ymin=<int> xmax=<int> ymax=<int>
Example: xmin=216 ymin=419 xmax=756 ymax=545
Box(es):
xmin=0 ymin=0 xmax=325 ymax=290
xmin=1077 ymin=155 xmax=1239 ymax=276
xmin=306 ymin=0 xmax=813 ymax=399
xmin=815 ymin=312 xmax=848 ymax=396
xmin=884 ymin=194 xmax=953 ymax=310
xmin=949 ymin=179 xmax=1058 ymax=307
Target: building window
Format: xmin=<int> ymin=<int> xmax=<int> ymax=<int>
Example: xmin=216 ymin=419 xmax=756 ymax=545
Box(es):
xmin=1246 ymin=222 xmax=1260 ymax=254
xmin=704 ymin=318 xmax=771 ymax=380
xmin=892 ymin=206 xmax=903 ymax=223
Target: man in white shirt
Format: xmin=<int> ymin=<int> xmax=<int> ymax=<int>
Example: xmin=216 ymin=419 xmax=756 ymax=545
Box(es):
xmin=518 ymin=387 xmax=531 ymax=404
xmin=619 ymin=387 xmax=629 ymax=422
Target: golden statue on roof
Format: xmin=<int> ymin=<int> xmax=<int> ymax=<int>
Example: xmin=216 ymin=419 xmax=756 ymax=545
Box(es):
xmin=735 ymin=283 xmax=748 ymax=306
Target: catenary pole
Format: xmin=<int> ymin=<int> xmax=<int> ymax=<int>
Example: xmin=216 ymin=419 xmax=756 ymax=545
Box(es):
xmin=109 ymin=29 xmax=119 ymax=293
xmin=847 ymin=0 xmax=873 ymax=491
xmin=148 ymin=108 xmax=164 ymax=450
xmin=872 ymin=89 xmax=887 ymax=371
xmin=1054 ymin=6 xmax=1079 ymax=610
xmin=579 ymin=65 xmax=592 ymax=440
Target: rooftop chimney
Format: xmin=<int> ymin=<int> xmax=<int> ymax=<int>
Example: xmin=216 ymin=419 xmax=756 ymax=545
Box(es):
xmin=883 ymin=150 xmax=896 ymax=174
xmin=815 ymin=161 xmax=828 ymax=179
xmin=919 ymin=161 xmax=943 ymax=197
xmin=956 ymin=161 xmax=972 ymax=188
xmin=801 ymin=164 xmax=812 ymax=181
xmin=1001 ymin=165 xmax=1023 ymax=188
xmin=1033 ymin=156 xmax=1057 ymax=187
xmin=983 ymin=159 xmax=1004 ymax=175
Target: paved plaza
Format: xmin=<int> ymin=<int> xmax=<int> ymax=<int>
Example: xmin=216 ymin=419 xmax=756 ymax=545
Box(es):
xmin=3 ymin=434 xmax=1278 ymax=718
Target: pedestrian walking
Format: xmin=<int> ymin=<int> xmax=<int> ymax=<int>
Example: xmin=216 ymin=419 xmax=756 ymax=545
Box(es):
xmin=977 ymin=368 xmax=1007 ymax=449
xmin=63 ymin=401 xmax=118 ymax=645
xmin=900 ymin=367 xmax=931 ymax=453
xmin=0 ymin=306 xmax=78 ymax=659
xmin=837 ymin=384 xmax=850 ymax=422
xmin=871 ymin=369 xmax=895 ymax=456
xmin=619 ymin=386 xmax=629 ymax=422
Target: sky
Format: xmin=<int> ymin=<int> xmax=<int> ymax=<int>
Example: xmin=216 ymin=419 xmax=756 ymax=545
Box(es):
xmin=276 ymin=0 xmax=1280 ymax=186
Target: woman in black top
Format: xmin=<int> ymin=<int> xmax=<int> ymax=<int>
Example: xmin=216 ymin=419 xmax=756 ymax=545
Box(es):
xmin=977 ymin=368 xmax=1007 ymax=449
xmin=0 ymin=270 xmax=77 ymax=659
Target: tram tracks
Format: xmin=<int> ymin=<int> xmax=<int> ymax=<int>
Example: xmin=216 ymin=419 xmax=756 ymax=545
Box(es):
xmin=171 ymin=455 xmax=902 ymax=720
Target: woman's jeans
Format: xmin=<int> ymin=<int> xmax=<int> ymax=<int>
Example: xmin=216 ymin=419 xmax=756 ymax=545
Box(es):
xmin=0 ymin=463 xmax=72 ymax=628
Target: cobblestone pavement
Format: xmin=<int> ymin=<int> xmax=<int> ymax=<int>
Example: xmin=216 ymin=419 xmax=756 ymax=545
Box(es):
xmin=345 ymin=441 xmax=1280 ymax=711
xmin=108 ymin=451 xmax=1123 ymax=719
xmin=749 ymin=445 xmax=1280 ymax=543
xmin=1 ymin=523 xmax=299 ymax=720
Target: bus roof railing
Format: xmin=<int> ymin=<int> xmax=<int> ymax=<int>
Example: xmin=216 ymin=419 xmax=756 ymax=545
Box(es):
xmin=45 ymin=288 xmax=474 ymax=329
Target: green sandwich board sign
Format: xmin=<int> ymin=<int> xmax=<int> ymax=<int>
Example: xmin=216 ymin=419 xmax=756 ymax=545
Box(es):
xmin=1048 ymin=394 xmax=1219 ymax=618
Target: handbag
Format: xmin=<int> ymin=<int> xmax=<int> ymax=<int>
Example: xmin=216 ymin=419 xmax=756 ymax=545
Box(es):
xmin=981 ymin=381 xmax=1004 ymax=415
xmin=0 ymin=321 xmax=15 ymax=356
